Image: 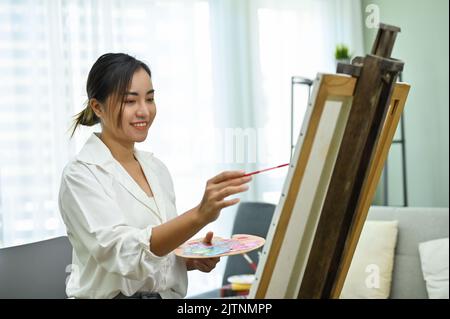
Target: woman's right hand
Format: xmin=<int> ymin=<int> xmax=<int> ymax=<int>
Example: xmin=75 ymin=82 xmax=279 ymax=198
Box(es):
xmin=196 ymin=170 xmax=252 ymax=225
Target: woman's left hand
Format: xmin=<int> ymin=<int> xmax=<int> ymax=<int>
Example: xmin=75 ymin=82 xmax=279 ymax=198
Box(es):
xmin=184 ymin=231 xmax=220 ymax=272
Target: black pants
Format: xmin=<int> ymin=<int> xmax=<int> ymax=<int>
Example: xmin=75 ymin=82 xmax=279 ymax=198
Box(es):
xmin=114 ymin=291 xmax=162 ymax=299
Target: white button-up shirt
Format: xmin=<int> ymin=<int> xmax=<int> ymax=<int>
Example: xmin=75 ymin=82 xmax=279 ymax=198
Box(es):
xmin=58 ymin=133 xmax=188 ymax=299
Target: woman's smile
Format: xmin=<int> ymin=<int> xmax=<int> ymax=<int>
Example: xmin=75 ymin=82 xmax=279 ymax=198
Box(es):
xmin=131 ymin=121 xmax=148 ymax=131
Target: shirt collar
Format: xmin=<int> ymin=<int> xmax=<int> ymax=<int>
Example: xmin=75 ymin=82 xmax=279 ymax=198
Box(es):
xmin=75 ymin=133 xmax=164 ymax=221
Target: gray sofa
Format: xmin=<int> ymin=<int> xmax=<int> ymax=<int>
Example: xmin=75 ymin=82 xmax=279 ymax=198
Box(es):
xmin=367 ymin=206 xmax=449 ymax=299
xmin=0 ymin=236 xmax=72 ymax=298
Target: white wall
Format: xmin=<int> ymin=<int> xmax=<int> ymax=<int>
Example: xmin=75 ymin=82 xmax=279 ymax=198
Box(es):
xmin=362 ymin=0 xmax=449 ymax=207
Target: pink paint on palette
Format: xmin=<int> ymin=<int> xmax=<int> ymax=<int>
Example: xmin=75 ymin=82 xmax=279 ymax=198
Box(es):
xmin=174 ymin=234 xmax=265 ymax=259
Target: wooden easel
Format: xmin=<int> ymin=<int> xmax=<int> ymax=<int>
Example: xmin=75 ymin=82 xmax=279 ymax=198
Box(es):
xmin=249 ymin=23 xmax=410 ymax=299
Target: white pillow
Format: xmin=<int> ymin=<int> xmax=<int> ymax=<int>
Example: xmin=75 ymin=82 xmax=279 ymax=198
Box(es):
xmin=340 ymin=220 xmax=398 ymax=299
xmin=418 ymin=238 xmax=449 ymax=299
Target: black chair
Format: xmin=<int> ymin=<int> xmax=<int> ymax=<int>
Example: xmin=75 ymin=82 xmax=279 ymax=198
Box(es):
xmin=190 ymin=202 xmax=276 ymax=298
xmin=0 ymin=236 xmax=72 ymax=298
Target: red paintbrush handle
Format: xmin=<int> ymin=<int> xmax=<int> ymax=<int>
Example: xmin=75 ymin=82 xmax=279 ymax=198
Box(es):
xmin=243 ymin=163 xmax=289 ymax=177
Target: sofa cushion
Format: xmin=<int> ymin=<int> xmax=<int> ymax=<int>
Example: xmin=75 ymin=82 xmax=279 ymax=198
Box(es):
xmin=367 ymin=206 xmax=449 ymax=299
xmin=419 ymin=237 xmax=449 ymax=299
xmin=340 ymin=220 xmax=398 ymax=299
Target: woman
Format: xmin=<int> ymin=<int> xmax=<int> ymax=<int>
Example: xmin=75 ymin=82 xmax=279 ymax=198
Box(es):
xmin=58 ymin=53 xmax=251 ymax=299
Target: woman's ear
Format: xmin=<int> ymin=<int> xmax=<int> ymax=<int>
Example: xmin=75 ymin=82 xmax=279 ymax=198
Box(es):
xmin=89 ymin=98 xmax=103 ymax=119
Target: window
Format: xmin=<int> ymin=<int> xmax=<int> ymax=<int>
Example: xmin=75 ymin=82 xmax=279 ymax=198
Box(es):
xmin=0 ymin=0 xmax=363 ymax=296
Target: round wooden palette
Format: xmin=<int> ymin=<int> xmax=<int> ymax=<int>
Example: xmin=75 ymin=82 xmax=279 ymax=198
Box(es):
xmin=174 ymin=234 xmax=265 ymax=259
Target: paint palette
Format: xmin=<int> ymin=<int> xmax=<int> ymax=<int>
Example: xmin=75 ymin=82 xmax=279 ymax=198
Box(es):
xmin=174 ymin=234 xmax=265 ymax=258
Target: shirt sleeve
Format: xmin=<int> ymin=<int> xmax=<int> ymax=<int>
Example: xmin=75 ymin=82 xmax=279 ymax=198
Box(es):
xmin=59 ymin=162 xmax=171 ymax=283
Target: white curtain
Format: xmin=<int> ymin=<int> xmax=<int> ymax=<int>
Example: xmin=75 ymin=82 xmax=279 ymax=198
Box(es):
xmin=0 ymin=0 xmax=362 ymax=297
xmin=244 ymin=0 xmax=364 ymax=205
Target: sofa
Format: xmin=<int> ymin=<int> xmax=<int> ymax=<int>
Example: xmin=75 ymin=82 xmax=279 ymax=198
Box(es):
xmin=191 ymin=205 xmax=449 ymax=299
xmin=0 ymin=236 xmax=72 ymax=298
xmin=366 ymin=206 xmax=449 ymax=299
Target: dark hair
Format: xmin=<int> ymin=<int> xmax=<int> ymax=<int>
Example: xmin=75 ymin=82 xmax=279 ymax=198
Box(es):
xmin=70 ymin=53 xmax=151 ymax=137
